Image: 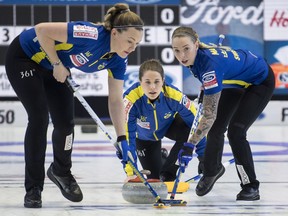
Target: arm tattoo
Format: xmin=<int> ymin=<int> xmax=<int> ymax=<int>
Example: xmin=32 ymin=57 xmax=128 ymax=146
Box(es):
xmin=189 ymin=91 xmax=221 ymax=145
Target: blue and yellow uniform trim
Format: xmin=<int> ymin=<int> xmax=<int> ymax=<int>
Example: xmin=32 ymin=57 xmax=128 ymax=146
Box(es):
xmin=19 ymin=21 xmax=127 ymax=80
xmin=123 ymin=82 xmax=205 ymax=156
xmin=190 ymin=47 xmax=269 ymax=95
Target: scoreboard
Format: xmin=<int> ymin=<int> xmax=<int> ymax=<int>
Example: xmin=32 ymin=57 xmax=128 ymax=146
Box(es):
xmin=0 ymin=4 xmax=180 ymax=66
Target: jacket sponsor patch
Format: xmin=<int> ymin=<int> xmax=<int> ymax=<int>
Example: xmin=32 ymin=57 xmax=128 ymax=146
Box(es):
xmin=137 ymin=118 xmax=150 ymax=129
xmin=180 ymin=95 xmax=191 ymax=109
xmin=73 ymin=25 xmax=98 ymax=40
xmin=124 ymin=98 xmax=134 ymax=122
xmin=164 ymin=112 xmax=172 ymax=119
xmin=124 ymin=98 xmax=133 ymax=115
xmin=202 ymin=71 xmax=218 ymax=90
xmin=69 ymin=53 xmax=89 ymax=67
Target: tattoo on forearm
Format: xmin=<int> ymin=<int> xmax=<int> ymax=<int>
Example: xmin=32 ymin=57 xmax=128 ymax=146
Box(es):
xmin=189 ymin=92 xmax=221 ymax=145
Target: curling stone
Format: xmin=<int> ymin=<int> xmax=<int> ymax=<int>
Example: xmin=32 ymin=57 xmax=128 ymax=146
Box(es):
xmin=122 ymin=177 xmax=168 ymax=204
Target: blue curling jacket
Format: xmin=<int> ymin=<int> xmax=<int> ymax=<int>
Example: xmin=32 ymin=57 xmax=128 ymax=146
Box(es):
xmin=19 ymin=21 xmax=127 ymax=80
xmin=190 ymin=46 xmax=269 ymax=95
xmin=123 ymin=82 xmax=206 ymax=157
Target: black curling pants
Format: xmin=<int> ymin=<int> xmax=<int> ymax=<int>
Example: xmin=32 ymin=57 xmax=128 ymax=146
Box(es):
xmin=5 ymin=36 xmax=75 ymax=192
xmin=204 ymin=66 xmax=275 ymax=189
xmin=136 ymin=114 xmax=191 ymax=180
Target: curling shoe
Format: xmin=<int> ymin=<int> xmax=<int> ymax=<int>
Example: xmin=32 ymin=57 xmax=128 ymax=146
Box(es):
xmin=236 ymin=187 xmax=260 ymax=201
xmin=24 ymin=186 xmax=42 ymax=208
xmin=47 ymin=163 xmax=83 ymax=202
xmin=196 ymin=165 xmax=225 ymax=196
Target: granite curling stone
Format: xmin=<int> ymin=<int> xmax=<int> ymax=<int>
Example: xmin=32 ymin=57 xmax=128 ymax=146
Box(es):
xmin=122 ymin=177 xmax=168 ymax=204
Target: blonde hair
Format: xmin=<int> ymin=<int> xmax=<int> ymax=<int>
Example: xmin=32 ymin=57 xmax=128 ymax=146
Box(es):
xmin=172 ymin=26 xmax=228 ymax=49
xmin=103 ymin=3 xmax=144 ymax=32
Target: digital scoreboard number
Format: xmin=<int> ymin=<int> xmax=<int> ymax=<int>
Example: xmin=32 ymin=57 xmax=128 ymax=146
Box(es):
xmin=132 ymin=5 xmax=180 ymax=65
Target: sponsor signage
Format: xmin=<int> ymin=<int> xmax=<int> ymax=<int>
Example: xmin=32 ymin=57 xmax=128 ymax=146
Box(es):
xmin=180 ymin=0 xmax=263 ymax=51
xmin=264 ymin=0 xmax=288 ymax=40
xmin=124 ymin=65 xmax=183 ymax=92
xmin=0 ymin=65 xmax=182 ymax=97
xmin=254 ymin=101 xmax=288 ymax=125
xmin=180 ymin=0 xmax=264 ymax=95
xmin=0 ymin=101 xmax=27 ymax=126
xmin=265 ymin=42 xmax=288 ymax=94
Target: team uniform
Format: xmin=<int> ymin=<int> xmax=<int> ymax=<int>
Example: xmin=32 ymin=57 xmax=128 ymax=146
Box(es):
xmin=5 ymin=22 xmax=127 ymax=193
xmin=190 ymin=46 xmax=275 ymax=191
xmin=19 ymin=22 xmax=127 ymax=78
xmin=123 ymin=82 xmax=206 ymax=180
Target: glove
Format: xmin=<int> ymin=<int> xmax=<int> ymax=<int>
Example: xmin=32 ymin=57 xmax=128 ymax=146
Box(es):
xmin=124 ymin=163 xmax=134 ymax=177
xmin=116 ymin=136 xmax=139 ymax=176
xmin=123 ymin=148 xmax=138 ymax=177
xmin=177 ymin=142 xmax=195 ymax=173
xmin=116 ymin=135 xmax=129 ymax=164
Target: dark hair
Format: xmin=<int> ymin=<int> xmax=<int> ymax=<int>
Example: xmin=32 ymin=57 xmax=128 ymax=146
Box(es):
xmin=103 ymin=3 xmax=144 ymax=32
xmin=139 ymin=59 xmax=168 ymax=96
xmin=139 ymin=59 xmax=164 ymax=81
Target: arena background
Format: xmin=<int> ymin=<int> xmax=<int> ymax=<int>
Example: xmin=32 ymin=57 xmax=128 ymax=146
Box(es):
xmin=0 ymin=0 xmax=287 ymax=126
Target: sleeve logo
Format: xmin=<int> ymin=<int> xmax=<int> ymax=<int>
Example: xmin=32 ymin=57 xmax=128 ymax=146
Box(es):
xmin=124 ymin=98 xmax=133 ymax=121
xmin=73 ymin=25 xmax=98 ymax=40
xmin=202 ymin=71 xmax=218 ymax=90
xmin=181 ymin=95 xmax=191 ymax=109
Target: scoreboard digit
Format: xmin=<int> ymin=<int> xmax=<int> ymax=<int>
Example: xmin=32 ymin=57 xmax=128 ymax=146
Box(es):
xmin=137 ymin=5 xmax=179 ymax=65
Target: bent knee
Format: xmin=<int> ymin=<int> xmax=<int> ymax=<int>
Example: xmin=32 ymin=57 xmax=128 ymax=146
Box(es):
xmin=227 ymin=123 xmax=247 ymax=143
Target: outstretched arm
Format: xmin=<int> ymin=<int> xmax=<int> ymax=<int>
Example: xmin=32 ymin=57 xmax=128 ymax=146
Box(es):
xmin=188 ymin=91 xmax=221 ymax=145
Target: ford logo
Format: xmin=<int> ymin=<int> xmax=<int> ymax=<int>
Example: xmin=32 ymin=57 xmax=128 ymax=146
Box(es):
xmin=203 ymin=74 xmax=215 ymax=82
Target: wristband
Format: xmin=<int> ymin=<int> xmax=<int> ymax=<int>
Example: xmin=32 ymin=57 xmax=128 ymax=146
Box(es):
xmin=51 ymin=60 xmax=62 ymax=67
xmin=117 ymin=135 xmax=126 ymax=142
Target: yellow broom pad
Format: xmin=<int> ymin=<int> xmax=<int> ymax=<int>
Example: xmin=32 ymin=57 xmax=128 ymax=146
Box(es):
xmin=164 ymin=181 xmax=190 ymax=193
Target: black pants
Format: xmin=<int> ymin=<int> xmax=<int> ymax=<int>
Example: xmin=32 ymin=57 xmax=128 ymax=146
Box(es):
xmin=136 ymin=114 xmax=190 ymax=180
xmin=204 ymin=66 xmax=275 ymax=189
xmin=5 ymin=36 xmax=75 ymax=192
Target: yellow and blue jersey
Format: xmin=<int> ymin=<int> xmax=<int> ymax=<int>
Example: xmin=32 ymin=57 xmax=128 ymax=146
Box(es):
xmin=190 ymin=47 xmax=269 ymax=95
xmin=19 ymin=21 xmax=127 ymax=80
xmin=124 ymin=82 xmax=206 ymax=156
